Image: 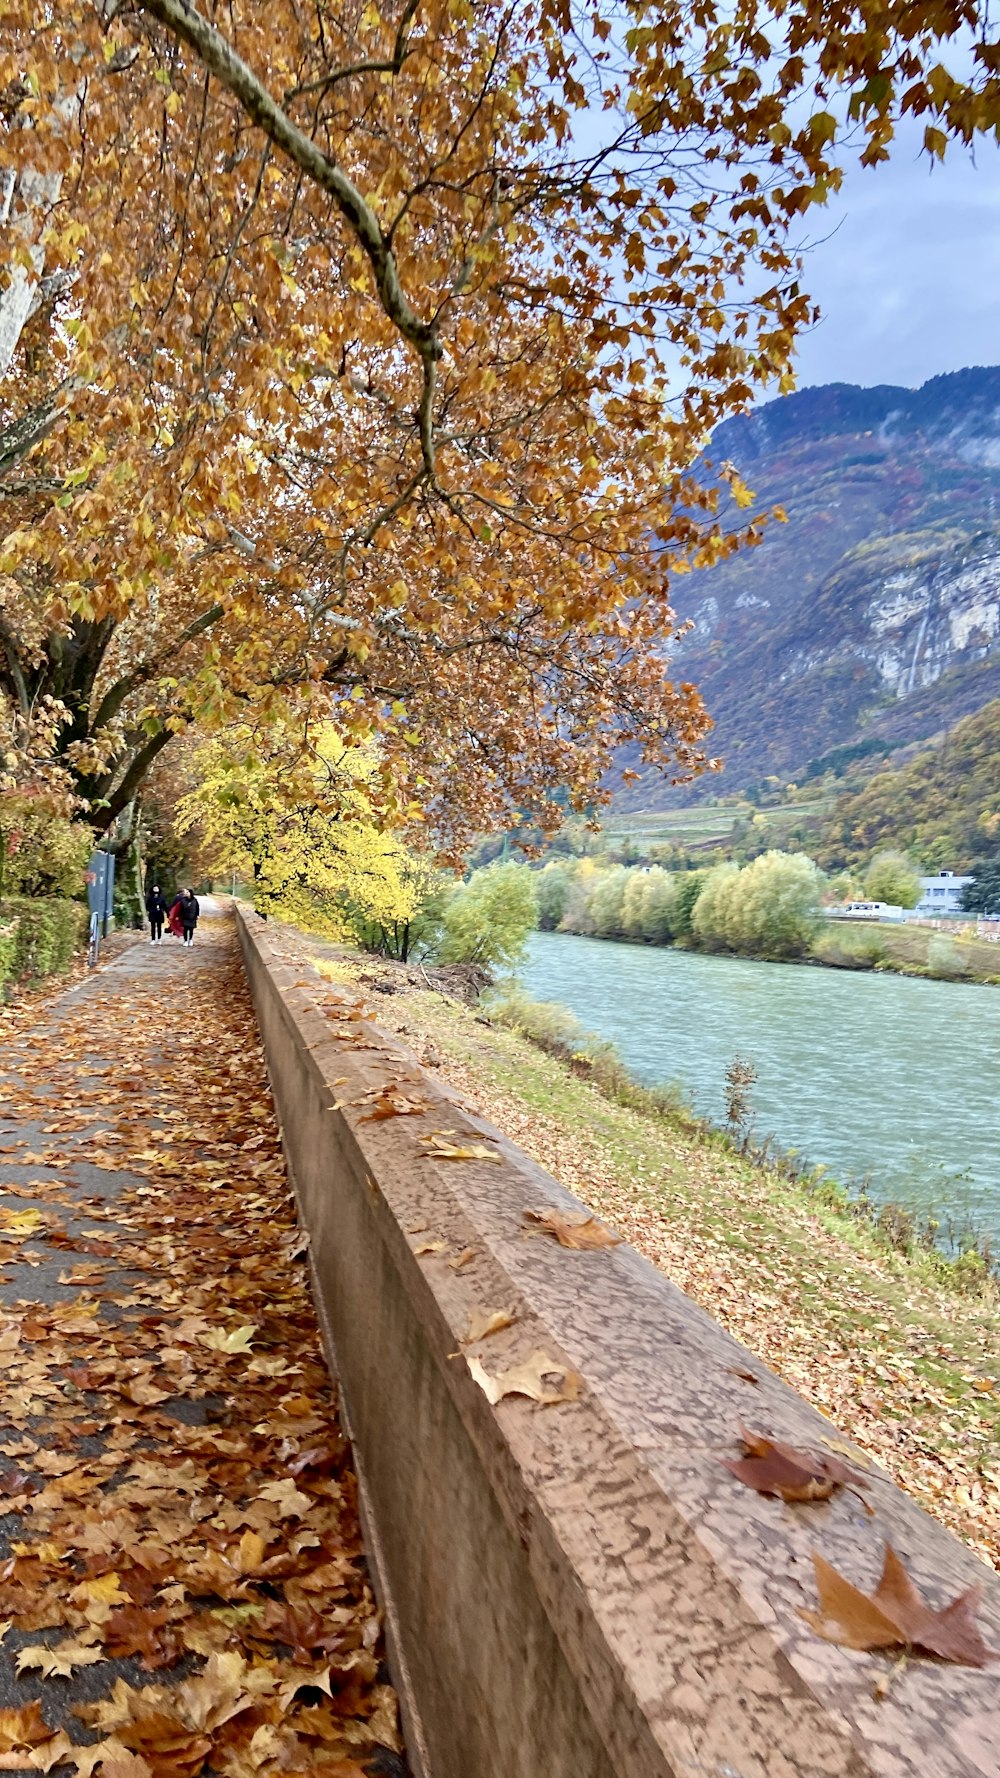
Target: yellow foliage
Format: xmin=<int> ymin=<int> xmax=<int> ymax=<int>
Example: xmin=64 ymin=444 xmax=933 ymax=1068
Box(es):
xmin=177 ymin=725 xmax=424 ymax=940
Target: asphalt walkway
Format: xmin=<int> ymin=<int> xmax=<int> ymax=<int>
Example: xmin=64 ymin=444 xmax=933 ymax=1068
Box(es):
xmin=0 ymin=907 xmax=402 ymax=1776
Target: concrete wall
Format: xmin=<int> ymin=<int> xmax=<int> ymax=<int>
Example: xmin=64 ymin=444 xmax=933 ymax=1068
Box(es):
xmin=235 ymin=905 xmax=1000 ymax=1778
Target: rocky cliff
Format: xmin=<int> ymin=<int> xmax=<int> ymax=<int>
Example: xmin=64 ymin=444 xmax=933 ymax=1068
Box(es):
xmin=621 ymin=368 xmax=1000 ymax=806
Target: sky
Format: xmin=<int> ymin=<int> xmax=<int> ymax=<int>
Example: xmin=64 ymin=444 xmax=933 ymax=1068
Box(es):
xmin=790 ymin=120 xmax=1000 ymax=392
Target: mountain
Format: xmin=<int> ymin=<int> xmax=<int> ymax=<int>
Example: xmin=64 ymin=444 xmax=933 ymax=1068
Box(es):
xmin=619 ymin=367 xmax=1000 ymax=807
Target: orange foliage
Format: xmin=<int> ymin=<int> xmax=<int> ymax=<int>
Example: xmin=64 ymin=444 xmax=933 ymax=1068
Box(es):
xmin=0 ymin=0 xmax=997 ymax=838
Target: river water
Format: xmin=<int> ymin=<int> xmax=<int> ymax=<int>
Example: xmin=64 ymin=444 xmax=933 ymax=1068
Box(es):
xmin=519 ymin=931 xmax=1000 ymax=1240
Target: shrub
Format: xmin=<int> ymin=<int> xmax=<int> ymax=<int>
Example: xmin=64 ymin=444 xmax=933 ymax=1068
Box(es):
xmin=812 ymin=928 xmax=887 ymax=969
xmin=926 ymin=935 xmax=971 ymax=980
xmin=1 ymin=898 xmax=88 ymax=982
xmin=0 ymin=920 xmax=19 ymax=989
xmin=488 ymin=989 xmax=691 ymax=1119
xmin=0 ymin=797 xmax=92 ymax=898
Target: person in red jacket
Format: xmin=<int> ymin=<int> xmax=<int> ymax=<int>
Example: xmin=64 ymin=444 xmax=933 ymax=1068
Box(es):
xmin=177 ymin=888 xmax=200 ymax=947
xmin=167 ymin=895 xmax=185 ymax=939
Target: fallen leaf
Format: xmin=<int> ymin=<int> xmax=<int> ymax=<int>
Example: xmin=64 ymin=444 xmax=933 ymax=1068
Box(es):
xmin=257 ymin=1477 xmax=313 ymax=1518
xmin=448 ymin=1247 xmax=477 ymax=1270
xmin=359 ymin=1089 xmax=426 ymax=1121
xmin=413 ymin=1238 xmax=448 ymax=1256
xmin=468 ymin=1347 xmax=582 ymax=1406
xmin=801 ymin=1544 xmax=1000 ymax=1666
xmin=197 ymin=1323 xmax=257 ymax=1354
xmin=73 ymin=1571 xmax=131 ymax=1613
xmin=421 ymin=1139 xmax=502 ymax=1163
xmin=723 ymin=1427 xmax=870 ymax=1505
xmin=0 ymin=1703 xmax=51 ymax=1753
xmin=17 ymin=1635 xmax=105 ymax=1679
xmin=523 ymin=1207 xmax=621 ymax=1250
xmin=463 ymin=1306 xmax=517 ymax=1344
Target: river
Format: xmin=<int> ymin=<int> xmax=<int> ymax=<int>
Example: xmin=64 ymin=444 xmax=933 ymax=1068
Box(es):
xmin=519 ymin=931 xmax=1000 ymax=1241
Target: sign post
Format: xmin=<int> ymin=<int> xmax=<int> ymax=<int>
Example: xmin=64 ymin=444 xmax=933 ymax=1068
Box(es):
xmin=86 ymin=849 xmax=116 ymax=937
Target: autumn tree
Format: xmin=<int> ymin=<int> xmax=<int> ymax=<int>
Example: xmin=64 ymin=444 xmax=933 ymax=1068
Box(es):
xmin=864 ymin=850 xmax=922 ymax=909
xmin=2 ymin=0 xmax=999 ymax=843
xmin=438 ymin=860 xmax=538 ymax=971
xmin=176 ymin=723 xmax=428 ymax=940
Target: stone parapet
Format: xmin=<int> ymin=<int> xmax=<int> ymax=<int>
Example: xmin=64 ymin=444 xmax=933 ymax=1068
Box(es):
xmin=235 ymin=903 xmax=1000 ymax=1778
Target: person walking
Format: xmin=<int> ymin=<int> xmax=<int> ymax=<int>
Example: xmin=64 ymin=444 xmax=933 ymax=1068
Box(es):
xmin=178 ymin=887 xmax=200 ymax=947
xmin=145 ymin=883 xmax=168 ymax=945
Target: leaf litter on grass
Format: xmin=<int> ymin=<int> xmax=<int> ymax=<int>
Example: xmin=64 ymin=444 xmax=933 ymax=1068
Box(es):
xmin=0 ymin=924 xmax=402 ymax=1777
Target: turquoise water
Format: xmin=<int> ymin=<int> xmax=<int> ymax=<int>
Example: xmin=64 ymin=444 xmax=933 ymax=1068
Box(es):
xmin=519 ymin=931 xmax=1000 ymax=1239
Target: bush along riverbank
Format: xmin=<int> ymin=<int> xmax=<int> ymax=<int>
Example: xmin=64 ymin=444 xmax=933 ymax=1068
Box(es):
xmin=285 ymin=935 xmax=1000 ymax=1571
xmin=533 ymin=851 xmax=1000 ymax=983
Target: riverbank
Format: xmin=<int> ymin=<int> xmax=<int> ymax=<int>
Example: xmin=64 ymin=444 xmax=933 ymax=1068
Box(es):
xmin=551 ymin=917 xmax=1000 ymax=983
xmin=811 ymin=916 xmax=1000 ymax=982
xmin=285 ymin=935 xmax=1000 ymax=1571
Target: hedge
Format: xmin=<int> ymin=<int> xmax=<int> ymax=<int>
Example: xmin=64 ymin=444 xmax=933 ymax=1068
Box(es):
xmin=0 ymin=921 xmax=18 ymax=988
xmin=0 ymin=898 xmax=89 ymax=987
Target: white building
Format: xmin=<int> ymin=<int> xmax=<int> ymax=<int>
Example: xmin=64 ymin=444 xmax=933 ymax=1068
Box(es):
xmin=914 ymin=871 xmax=973 ymax=917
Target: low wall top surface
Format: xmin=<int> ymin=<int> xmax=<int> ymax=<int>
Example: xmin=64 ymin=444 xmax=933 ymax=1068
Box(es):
xmin=236 ymin=906 xmax=1000 ymax=1778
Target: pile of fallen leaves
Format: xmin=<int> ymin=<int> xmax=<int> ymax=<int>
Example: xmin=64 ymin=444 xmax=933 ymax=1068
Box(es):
xmin=0 ymin=919 xmax=401 ymax=1776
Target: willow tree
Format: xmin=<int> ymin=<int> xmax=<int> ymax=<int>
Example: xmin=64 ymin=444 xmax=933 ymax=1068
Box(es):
xmin=1 ymin=0 xmax=997 ymax=842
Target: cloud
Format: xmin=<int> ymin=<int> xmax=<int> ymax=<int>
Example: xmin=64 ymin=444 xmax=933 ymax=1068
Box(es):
xmin=792 ymin=123 xmax=1000 ymax=389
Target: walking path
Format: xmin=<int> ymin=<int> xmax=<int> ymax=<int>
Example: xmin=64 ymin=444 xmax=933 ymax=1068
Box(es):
xmin=0 ymin=908 xmax=402 ymax=1776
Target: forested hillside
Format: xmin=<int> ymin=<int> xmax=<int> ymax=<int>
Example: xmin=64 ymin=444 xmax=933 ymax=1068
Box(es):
xmin=814 ymin=701 xmax=1000 ymax=872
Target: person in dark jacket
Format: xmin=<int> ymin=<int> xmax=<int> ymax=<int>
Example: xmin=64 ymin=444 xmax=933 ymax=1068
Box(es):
xmin=178 ymin=888 xmax=200 ymax=947
xmin=145 ymin=883 xmax=168 ymax=945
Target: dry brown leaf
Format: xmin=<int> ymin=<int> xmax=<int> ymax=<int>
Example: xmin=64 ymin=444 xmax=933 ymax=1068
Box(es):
xmin=413 ymin=1238 xmax=448 ymax=1256
xmin=448 ymin=1247 xmax=478 ymax=1271
xmin=0 ymin=1730 xmax=76 ymax=1773
xmin=468 ymin=1347 xmax=582 ymax=1406
xmin=801 ymin=1545 xmax=1000 ymax=1666
xmin=358 ymin=1088 xmax=426 ymax=1122
xmin=0 ymin=1702 xmax=51 ymax=1753
xmin=421 ymin=1136 xmax=502 ymax=1162
xmin=523 ymin=1207 xmax=622 ymax=1250
xmin=723 ymin=1427 xmax=871 ymax=1506
xmin=463 ymin=1306 xmax=517 ymax=1344
xmin=16 ymin=1634 xmax=104 ymax=1678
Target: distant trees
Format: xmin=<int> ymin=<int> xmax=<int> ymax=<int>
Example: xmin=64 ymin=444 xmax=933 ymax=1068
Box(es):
xmin=864 ymin=851 xmax=922 ymax=909
xmin=815 ymin=701 xmax=1000 ymax=874
xmin=535 ymin=863 xmax=572 ymax=933
xmin=691 ymin=852 xmax=822 ymax=958
xmin=528 ymin=851 xmax=822 ymax=960
xmin=961 ymin=859 xmax=1000 ymax=916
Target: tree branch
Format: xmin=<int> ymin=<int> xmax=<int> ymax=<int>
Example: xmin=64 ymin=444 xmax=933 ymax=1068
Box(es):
xmin=89 ymin=598 xmax=226 ymax=735
xmin=95 ymin=726 xmax=176 ymax=830
xmin=135 ymin=0 xmax=442 ymax=471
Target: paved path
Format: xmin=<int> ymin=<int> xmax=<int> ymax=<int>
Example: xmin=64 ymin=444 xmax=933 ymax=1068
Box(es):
xmin=0 ymin=909 xmax=403 ymax=1776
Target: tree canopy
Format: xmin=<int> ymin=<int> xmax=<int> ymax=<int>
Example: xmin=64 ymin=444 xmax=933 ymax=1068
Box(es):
xmin=3 ymin=0 xmax=999 ymax=843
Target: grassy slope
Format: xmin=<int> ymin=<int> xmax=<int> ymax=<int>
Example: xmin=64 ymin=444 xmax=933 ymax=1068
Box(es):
xmin=816 ymin=918 xmax=1000 ymax=982
xmin=306 ymin=947 xmax=1000 ymax=1573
